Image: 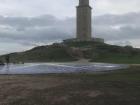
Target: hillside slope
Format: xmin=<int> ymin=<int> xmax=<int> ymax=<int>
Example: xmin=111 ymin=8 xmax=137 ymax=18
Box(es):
xmin=0 ymin=41 xmax=140 ymax=64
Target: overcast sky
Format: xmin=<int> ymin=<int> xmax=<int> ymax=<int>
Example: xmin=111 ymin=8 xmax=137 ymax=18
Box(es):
xmin=0 ymin=0 xmax=140 ymax=55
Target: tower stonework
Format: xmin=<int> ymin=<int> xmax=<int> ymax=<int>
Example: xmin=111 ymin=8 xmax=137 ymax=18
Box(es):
xmin=77 ymin=0 xmax=92 ymax=41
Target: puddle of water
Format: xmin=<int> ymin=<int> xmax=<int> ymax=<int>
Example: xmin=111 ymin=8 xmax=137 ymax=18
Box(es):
xmin=0 ymin=63 xmax=129 ymax=74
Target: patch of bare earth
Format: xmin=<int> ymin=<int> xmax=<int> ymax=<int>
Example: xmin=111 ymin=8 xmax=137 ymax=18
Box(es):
xmin=0 ymin=75 xmax=139 ymax=105
xmin=0 ymin=75 xmax=76 ymax=105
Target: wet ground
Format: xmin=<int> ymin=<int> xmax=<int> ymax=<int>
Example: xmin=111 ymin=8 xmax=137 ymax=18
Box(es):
xmin=0 ymin=63 xmax=128 ymax=74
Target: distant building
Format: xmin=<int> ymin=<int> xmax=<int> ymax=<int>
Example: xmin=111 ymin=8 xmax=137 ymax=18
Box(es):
xmin=63 ymin=0 xmax=104 ymax=43
xmin=76 ymin=0 xmax=92 ymax=41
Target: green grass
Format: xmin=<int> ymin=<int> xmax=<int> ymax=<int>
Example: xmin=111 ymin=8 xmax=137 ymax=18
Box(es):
xmin=92 ymin=53 xmax=140 ymax=64
xmin=1 ymin=41 xmax=140 ymax=64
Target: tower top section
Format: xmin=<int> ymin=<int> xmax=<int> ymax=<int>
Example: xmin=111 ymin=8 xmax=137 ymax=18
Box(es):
xmin=79 ymin=0 xmax=89 ymax=6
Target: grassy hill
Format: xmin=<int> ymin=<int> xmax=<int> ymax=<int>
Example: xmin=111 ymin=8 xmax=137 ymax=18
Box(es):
xmin=64 ymin=41 xmax=140 ymax=64
xmin=0 ymin=41 xmax=140 ymax=64
xmin=0 ymin=44 xmax=77 ymax=63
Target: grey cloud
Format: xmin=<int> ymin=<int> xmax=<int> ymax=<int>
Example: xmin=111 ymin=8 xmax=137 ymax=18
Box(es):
xmin=0 ymin=12 xmax=140 ymax=47
xmin=0 ymin=15 xmax=57 ymax=30
xmin=95 ymin=12 xmax=140 ymax=26
xmin=0 ymin=15 xmax=75 ymax=46
xmin=94 ymin=12 xmax=140 ymax=41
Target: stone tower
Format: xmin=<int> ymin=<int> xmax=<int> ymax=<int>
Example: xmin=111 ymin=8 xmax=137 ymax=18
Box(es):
xmin=76 ymin=0 xmax=92 ymax=41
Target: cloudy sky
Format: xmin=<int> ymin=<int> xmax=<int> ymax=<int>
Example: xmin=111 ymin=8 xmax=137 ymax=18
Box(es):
xmin=0 ymin=0 xmax=140 ymax=55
